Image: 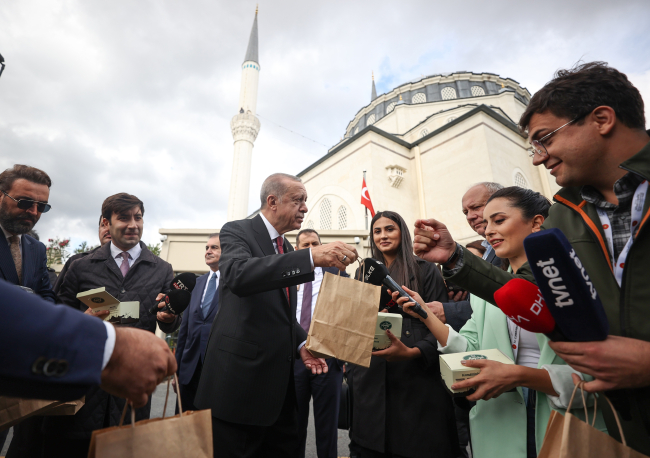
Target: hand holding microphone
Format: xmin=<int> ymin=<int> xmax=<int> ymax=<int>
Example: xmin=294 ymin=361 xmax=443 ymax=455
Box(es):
xmin=362 ymin=258 xmax=428 ymax=319
xmin=148 ymin=272 xmax=197 ymax=320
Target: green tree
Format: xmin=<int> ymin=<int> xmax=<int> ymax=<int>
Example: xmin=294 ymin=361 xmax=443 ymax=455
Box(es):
xmin=74 ymin=241 xmax=98 ymax=254
xmin=147 ymin=243 xmax=161 ymax=257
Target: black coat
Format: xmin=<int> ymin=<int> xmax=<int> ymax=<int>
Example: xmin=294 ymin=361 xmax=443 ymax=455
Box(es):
xmin=194 ymin=215 xmax=313 ymax=426
xmin=43 ymin=241 xmax=180 ymax=439
xmin=351 ymin=258 xmax=460 ymax=458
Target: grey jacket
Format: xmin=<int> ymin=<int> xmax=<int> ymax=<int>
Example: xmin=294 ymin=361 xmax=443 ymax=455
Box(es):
xmin=442 ymin=247 xmax=501 ymax=332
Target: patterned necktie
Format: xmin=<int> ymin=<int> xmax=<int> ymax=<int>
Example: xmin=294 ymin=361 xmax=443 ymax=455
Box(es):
xmin=202 ymin=272 xmax=217 ymax=319
xmin=275 ymin=236 xmax=290 ymax=302
xmin=8 ymin=236 xmax=22 ymax=285
xmin=300 ymin=280 xmax=313 ymax=332
xmin=119 ymin=252 xmax=130 ymax=278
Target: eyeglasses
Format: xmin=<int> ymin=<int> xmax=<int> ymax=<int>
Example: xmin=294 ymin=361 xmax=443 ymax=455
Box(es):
xmin=528 ymin=116 xmax=580 ymax=158
xmin=1 ymin=190 xmax=52 ymax=213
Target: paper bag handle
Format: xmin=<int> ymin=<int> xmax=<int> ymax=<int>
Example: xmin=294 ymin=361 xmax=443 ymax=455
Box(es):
xmin=117 ymin=374 xmax=184 ymax=428
xmin=568 ymin=382 xmax=627 ymax=446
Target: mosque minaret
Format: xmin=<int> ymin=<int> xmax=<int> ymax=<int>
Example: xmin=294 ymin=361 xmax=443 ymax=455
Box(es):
xmin=227 ymin=8 xmax=261 ymax=221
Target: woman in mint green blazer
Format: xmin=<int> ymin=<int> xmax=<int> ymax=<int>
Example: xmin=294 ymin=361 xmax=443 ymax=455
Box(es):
xmin=393 ymin=187 xmax=606 ymax=458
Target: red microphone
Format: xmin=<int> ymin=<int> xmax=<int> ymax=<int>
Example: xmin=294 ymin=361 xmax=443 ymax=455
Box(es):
xmin=493 ymin=278 xmax=567 ymax=341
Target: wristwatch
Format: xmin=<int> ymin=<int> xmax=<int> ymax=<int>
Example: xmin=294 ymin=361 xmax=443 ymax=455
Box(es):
xmin=442 ymin=243 xmax=461 ymax=268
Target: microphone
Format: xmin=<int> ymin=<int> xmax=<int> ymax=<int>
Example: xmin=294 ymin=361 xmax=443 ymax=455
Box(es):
xmin=523 ymin=228 xmax=608 ymax=341
xmin=494 ymin=278 xmax=567 ymax=341
xmin=361 ymin=258 xmax=428 ymax=319
xmin=148 ymin=272 xmax=197 ymax=315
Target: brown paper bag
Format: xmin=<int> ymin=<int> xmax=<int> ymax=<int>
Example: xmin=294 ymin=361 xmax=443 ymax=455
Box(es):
xmin=40 ymin=397 xmax=85 ymax=416
xmin=88 ymin=376 xmax=212 ymax=458
xmin=305 ymin=266 xmax=381 ymax=368
xmin=538 ymin=383 xmax=649 ymax=458
xmin=0 ymin=397 xmax=64 ymax=431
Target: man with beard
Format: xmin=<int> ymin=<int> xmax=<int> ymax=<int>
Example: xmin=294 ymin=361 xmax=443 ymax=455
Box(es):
xmin=53 ymin=215 xmax=112 ymax=295
xmin=47 ymin=192 xmax=181 ymax=458
xmin=0 ymin=164 xmax=56 ymax=302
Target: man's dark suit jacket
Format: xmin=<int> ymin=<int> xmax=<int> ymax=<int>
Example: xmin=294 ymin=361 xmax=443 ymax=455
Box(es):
xmin=442 ymin=247 xmax=501 ymax=332
xmin=195 ymin=215 xmax=314 ymax=426
xmin=0 ymin=280 xmax=106 ymax=400
xmin=57 ymin=241 xmax=180 ymax=333
xmin=176 ymin=271 xmax=219 ymax=386
xmin=0 ymin=233 xmax=56 ymax=302
xmin=52 ymin=248 xmax=97 ymax=295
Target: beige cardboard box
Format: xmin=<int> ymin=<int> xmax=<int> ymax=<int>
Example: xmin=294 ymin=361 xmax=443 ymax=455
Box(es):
xmin=439 ymin=349 xmax=514 ymax=396
xmin=373 ymin=312 xmax=403 ymax=350
xmin=76 ymin=287 xmax=139 ymax=324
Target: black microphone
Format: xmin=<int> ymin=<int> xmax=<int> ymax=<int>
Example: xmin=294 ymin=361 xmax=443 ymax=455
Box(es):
xmin=148 ymin=272 xmax=197 ymax=315
xmin=362 ymin=258 xmax=428 ymax=319
xmin=523 ymin=228 xmax=609 ymax=341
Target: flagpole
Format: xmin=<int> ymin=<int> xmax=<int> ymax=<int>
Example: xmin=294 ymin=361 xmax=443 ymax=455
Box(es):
xmin=363 ymin=170 xmax=368 ymax=230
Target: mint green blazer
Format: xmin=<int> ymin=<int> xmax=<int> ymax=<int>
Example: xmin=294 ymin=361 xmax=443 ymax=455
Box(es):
xmin=442 ymin=293 xmax=607 ymax=457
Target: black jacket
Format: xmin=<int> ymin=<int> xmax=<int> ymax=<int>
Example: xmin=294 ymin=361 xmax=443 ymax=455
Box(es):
xmin=350 ymin=258 xmax=460 ymax=458
xmin=44 ymin=241 xmax=180 ymax=438
xmin=194 ymin=215 xmax=313 ymax=426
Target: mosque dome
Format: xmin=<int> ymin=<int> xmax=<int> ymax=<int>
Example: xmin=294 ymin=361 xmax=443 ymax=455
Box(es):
xmin=345 ymin=71 xmax=532 ymax=138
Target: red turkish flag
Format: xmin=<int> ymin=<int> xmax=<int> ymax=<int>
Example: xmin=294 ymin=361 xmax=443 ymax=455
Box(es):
xmin=361 ymin=178 xmax=376 ymax=217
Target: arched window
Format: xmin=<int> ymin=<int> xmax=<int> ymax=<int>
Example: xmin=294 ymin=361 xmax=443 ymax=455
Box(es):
xmin=337 ymin=206 xmax=348 ymax=229
xmin=514 ymin=172 xmax=530 ymax=189
xmin=441 ymin=87 xmax=457 ymax=100
xmin=320 ymin=198 xmax=332 ymax=229
xmin=386 ymin=102 xmax=396 ymax=114
xmin=420 ymin=128 xmax=429 ymax=137
xmin=412 ymin=93 xmax=426 ymax=104
xmin=366 ymin=114 xmax=376 ymax=126
xmin=471 ymin=86 xmax=486 ymax=97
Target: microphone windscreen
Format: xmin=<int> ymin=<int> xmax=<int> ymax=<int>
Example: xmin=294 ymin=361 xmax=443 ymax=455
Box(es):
xmin=171 ymin=272 xmax=197 ymax=293
xmin=494 ymin=279 xmax=556 ymax=334
xmin=524 ymin=228 xmax=608 ymax=341
xmin=361 ymin=258 xmax=389 ymax=286
xmin=164 ymin=289 xmax=192 ymax=315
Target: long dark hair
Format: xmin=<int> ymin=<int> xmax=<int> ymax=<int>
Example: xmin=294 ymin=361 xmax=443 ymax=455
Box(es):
xmin=369 ymin=211 xmax=421 ymax=292
xmin=486 ymin=187 xmax=552 ymax=271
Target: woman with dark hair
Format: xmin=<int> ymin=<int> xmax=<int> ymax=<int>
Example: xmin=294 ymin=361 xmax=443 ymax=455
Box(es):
xmin=392 ymin=188 xmax=607 ymax=458
xmin=350 ymin=210 xmax=459 ymax=458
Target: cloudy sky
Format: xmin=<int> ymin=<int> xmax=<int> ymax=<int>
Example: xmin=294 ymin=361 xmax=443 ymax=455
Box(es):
xmin=1 ymin=0 xmax=649 ymax=250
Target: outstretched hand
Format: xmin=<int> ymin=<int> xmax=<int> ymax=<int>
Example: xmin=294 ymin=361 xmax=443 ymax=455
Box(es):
xmin=389 ymin=285 xmax=426 ymax=321
xmin=413 ymin=219 xmax=457 ymax=265
xmin=311 ymin=242 xmax=358 ymax=271
xmin=300 ymin=346 xmax=329 ymax=375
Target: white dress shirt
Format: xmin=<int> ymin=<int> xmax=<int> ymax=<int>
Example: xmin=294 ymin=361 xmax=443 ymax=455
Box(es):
xmin=110 ymin=241 xmax=142 ymax=268
xmin=202 ymin=270 xmax=220 ymax=303
xmin=296 ymin=267 xmax=323 ymax=323
xmin=481 ymin=239 xmax=493 ymax=260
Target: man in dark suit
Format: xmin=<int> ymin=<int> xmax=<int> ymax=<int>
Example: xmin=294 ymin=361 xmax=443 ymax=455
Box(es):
xmin=53 ymin=215 xmax=111 ymax=295
xmin=0 ymin=165 xmax=56 ymax=302
xmin=195 ymin=173 xmax=359 ymax=458
xmin=47 ymin=193 xmax=181 ymax=458
xmin=293 ymin=229 xmax=348 ymax=458
xmin=174 ymin=233 xmax=221 ymax=412
xmin=0 ymin=165 xmax=57 ymax=456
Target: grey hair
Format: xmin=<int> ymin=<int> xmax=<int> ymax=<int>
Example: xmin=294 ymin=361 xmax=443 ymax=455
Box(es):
xmin=208 ymin=233 xmax=220 ymax=239
xmin=259 ymin=173 xmax=302 ymax=208
xmin=470 ymin=182 xmax=505 ymax=196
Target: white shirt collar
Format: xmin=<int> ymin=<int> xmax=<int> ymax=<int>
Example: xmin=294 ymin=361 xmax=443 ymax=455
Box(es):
xmin=259 ymin=212 xmax=283 ymax=241
xmin=110 ymin=241 xmax=143 ymax=262
xmin=1 ymin=225 xmax=21 ymax=243
xmin=209 ymin=269 xmax=220 ymax=279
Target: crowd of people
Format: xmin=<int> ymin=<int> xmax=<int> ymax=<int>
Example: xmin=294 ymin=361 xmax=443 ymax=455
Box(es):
xmin=1 ymin=60 xmax=650 ymax=458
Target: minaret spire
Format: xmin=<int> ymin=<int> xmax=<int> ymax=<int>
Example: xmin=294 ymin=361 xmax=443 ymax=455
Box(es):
xmin=371 ymin=71 xmax=377 ymax=101
xmin=227 ymin=9 xmax=262 ymax=221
